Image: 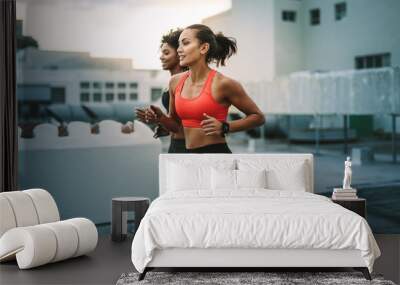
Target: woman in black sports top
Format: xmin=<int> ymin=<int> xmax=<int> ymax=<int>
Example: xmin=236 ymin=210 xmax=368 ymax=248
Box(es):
xmin=136 ymin=29 xmax=187 ymax=153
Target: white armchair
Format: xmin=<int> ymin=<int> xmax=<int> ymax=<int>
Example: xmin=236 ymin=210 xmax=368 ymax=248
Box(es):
xmin=0 ymin=188 xmax=98 ymax=269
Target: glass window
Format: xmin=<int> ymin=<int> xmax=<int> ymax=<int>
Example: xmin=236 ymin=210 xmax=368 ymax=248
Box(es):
xmin=93 ymin=93 xmax=102 ymax=102
xmin=105 ymin=82 xmax=114 ymax=88
xmin=366 ymin=56 xmax=373 ymax=68
xmin=130 ymin=93 xmax=138 ymax=100
xmin=335 ymin=2 xmax=346 ymax=21
xmin=118 ymin=82 xmax=126 ymax=88
xmin=282 ymin=11 xmax=296 ymax=22
xmin=93 ymin=82 xmax=102 ymax=89
xmin=130 ymin=82 xmax=138 ymax=88
xmin=374 ymin=56 xmax=382 ymax=68
xmin=310 ymin=9 xmax=320 ymax=25
xmin=80 ymin=93 xmax=90 ymax=102
xmin=151 ymin=88 xmax=163 ymax=101
xmin=382 ymin=53 xmax=391 ymax=67
xmin=354 ymin=53 xmax=391 ymax=69
xmin=80 ymin=81 xmax=90 ymax=89
xmin=118 ymin=93 xmax=126 ymax=101
xmin=106 ymin=93 xmax=114 ymax=102
xmin=355 ymin=57 xmax=364 ymax=69
xmin=51 ymin=87 xmax=66 ymax=103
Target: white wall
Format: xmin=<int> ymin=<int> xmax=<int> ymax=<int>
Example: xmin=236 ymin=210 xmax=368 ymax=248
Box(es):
xmin=203 ymin=0 xmax=275 ymax=82
xmin=273 ymin=0 xmax=305 ymax=77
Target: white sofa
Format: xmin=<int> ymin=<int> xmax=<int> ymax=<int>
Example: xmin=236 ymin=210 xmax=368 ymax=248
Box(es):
xmin=0 ymin=188 xmax=98 ymax=269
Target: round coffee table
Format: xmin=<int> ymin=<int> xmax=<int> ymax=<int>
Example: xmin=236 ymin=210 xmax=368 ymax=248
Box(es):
xmin=111 ymin=197 xmax=150 ymax=242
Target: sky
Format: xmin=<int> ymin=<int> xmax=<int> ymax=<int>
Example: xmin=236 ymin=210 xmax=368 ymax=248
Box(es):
xmin=16 ymin=0 xmax=231 ymax=69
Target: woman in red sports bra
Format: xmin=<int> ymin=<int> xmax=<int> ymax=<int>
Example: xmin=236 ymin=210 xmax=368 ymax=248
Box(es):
xmin=147 ymin=24 xmax=265 ymax=153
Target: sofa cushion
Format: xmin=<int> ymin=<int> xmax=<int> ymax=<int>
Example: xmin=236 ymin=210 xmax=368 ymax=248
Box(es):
xmin=0 ymin=191 xmax=39 ymax=227
xmin=0 ymin=196 xmax=17 ymax=238
xmin=24 ymin=189 xmax=60 ymax=224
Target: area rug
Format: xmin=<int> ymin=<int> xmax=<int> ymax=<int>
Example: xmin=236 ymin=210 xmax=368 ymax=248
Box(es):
xmin=116 ymin=271 xmax=396 ymax=285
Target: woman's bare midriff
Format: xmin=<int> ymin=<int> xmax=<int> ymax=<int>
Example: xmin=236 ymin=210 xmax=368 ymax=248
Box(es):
xmin=171 ymin=131 xmax=185 ymax=140
xmin=184 ymin=127 xmax=226 ymax=149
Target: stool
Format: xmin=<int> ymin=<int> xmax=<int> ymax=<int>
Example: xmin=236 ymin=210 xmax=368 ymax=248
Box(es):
xmin=111 ymin=197 xmax=149 ymax=242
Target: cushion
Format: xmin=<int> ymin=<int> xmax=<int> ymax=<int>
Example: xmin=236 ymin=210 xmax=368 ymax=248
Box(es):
xmin=0 ymin=191 xmax=39 ymax=227
xmin=24 ymin=189 xmax=60 ymax=224
xmin=237 ymin=158 xmax=308 ymax=191
xmin=236 ymin=169 xmax=267 ymax=189
xmin=166 ymin=159 xmax=236 ymax=192
xmin=167 ymin=162 xmax=210 ymax=191
xmin=0 ymin=196 xmax=17 ymax=238
xmin=211 ymin=169 xmax=267 ymax=191
xmin=211 ymin=168 xmax=236 ymax=190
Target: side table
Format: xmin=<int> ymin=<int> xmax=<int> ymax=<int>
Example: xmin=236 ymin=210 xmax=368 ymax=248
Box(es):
xmin=331 ymin=198 xmax=366 ymax=218
xmin=112 ymin=197 xmax=150 ymax=242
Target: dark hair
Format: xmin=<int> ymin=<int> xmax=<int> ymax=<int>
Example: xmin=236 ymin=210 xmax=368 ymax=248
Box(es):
xmin=185 ymin=24 xmax=237 ymax=67
xmin=160 ymin=28 xmax=183 ymax=50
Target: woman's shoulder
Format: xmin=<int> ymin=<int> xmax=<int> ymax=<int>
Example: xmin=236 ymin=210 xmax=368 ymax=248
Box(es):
xmin=169 ymin=71 xmax=189 ymax=93
xmin=214 ymin=71 xmax=242 ymax=93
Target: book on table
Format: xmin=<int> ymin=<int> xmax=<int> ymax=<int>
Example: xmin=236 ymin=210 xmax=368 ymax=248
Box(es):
xmin=332 ymin=188 xmax=358 ymax=200
xmin=333 ymin=188 xmax=357 ymax=193
xmin=332 ymin=193 xmax=358 ymax=200
xmin=334 ymin=192 xmax=357 ymax=195
xmin=332 ymin=196 xmax=359 ymax=200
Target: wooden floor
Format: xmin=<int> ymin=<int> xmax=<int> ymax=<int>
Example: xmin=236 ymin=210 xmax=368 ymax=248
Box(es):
xmin=0 ymin=234 xmax=134 ymax=285
xmin=1 ymin=233 xmax=398 ymax=285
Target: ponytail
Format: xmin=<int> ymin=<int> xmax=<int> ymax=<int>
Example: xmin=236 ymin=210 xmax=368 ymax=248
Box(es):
xmin=186 ymin=24 xmax=237 ymax=67
xmin=213 ymin=32 xmax=237 ymax=67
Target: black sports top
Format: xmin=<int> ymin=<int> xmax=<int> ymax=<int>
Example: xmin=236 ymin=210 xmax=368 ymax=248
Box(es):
xmin=161 ymin=89 xmax=170 ymax=113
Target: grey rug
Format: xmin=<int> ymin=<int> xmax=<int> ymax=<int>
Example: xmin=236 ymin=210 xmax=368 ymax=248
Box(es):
xmin=116 ymin=271 xmax=396 ymax=285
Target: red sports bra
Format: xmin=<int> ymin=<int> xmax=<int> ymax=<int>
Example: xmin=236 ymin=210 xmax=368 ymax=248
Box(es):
xmin=175 ymin=69 xmax=228 ymax=128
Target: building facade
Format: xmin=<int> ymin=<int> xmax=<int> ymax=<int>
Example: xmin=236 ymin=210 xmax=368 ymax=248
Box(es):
xmin=17 ymin=47 xmax=168 ymax=105
xmin=204 ymin=0 xmax=400 ymax=81
xmin=203 ymin=0 xmax=400 ymax=134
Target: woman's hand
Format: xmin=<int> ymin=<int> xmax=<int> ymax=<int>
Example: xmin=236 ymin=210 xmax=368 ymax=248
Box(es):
xmin=121 ymin=121 xmax=134 ymax=134
xmin=135 ymin=106 xmax=163 ymax=124
xmin=200 ymin=113 xmax=223 ymax=136
xmin=149 ymin=105 xmax=164 ymax=120
xmin=135 ymin=108 xmax=151 ymax=123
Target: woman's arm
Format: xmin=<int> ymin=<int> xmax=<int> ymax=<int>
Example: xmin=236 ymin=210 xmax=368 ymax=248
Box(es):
xmin=223 ymin=78 xmax=265 ymax=133
xmin=201 ymin=76 xmax=265 ymax=136
xmin=149 ymin=74 xmax=183 ymax=133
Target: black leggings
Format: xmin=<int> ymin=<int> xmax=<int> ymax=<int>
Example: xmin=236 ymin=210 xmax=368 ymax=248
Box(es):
xmin=168 ymin=138 xmax=187 ymax=153
xmin=186 ymin=143 xmax=232 ymax=154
